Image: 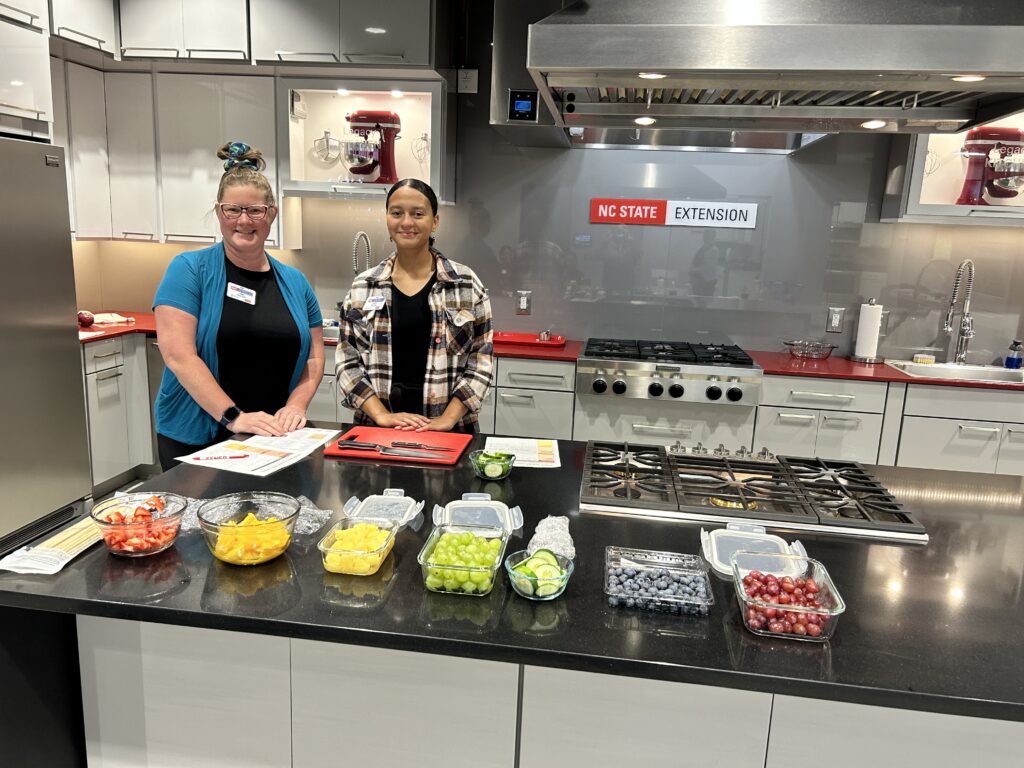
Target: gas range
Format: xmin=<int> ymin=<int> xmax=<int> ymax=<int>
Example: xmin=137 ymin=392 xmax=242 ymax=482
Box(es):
xmin=575 ymin=337 xmax=762 ymax=407
xmin=578 ymin=441 xmax=928 ymax=543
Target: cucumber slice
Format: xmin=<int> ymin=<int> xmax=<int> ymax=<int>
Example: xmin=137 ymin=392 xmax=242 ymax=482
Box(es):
xmin=484 ymin=462 xmax=505 ymax=478
xmin=535 ymin=583 xmax=561 ymax=598
xmin=524 ymin=557 xmax=549 ymax=573
xmin=512 ymin=574 xmax=534 ymax=595
xmin=531 ymin=549 xmax=559 ymax=567
xmin=533 ymin=563 xmax=562 ymax=581
xmin=513 ymin=564 xmax=537 ymax=579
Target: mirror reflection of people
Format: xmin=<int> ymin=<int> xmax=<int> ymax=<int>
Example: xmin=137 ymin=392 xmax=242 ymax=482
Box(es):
xmin=599 ymin=224 xmax=641 ymax=294
xmin=152 ymin=142 xmax=324 ymax=471
xmin=336 ymin=179 xmax=493 ymax=433
xmin=689 ymin=229 xmax=722 ymax=296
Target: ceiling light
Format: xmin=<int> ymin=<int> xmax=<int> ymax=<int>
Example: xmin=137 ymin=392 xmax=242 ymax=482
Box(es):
xmin=952 ymin=74 xmax=986 ymax=83
xmin=9 ymin=80 xmax=24 ymax=87
xmin=364 ymin=27 xmax=386 ymax=34
xmin=336 ymin=88 xmax=350 ymax=96
xmin=634 ymin=116 xmax=656 ymax=126
xmin=861 ymin=119 xmax=887 ymax=130
xmin=638 ymin=72 xmax=667 ymax=80
xmin=391 ymin=89 xmax=404 ymax=98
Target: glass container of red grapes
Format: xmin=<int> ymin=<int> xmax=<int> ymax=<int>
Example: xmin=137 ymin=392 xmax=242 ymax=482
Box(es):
xmin=730 ymin=551 xmax=845 ymax=642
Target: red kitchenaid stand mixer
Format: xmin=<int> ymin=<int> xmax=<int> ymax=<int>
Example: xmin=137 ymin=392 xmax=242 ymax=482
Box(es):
xmin=955 ymin=125 xmax=1024 ymax=205
xmin=345 ymin=110 xmax=401 ymax=185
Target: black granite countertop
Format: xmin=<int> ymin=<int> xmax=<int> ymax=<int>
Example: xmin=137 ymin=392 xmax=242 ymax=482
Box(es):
xmin=1 ymin=438 xmax=1022 ymax=722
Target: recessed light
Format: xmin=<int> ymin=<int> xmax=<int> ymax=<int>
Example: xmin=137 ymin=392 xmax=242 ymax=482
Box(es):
xmin=861 ymin=119 xmax=887 ymax=130
xmin=336 ymin=88 xmax=350 ymax=96
xmin=634 ymin=116 xmax=656 ymax=126
xmin=952 ymin=74 xmax=986 ymax=83
xmin=391 ymin=89 xmax=404 ymax=98
xmin=9 ymin=80 xmax=24 ymax=87
xmin=365 ymin=27 xmax=387 ymax=34
xmin=638 ymin=72 xmax=667 ymax=80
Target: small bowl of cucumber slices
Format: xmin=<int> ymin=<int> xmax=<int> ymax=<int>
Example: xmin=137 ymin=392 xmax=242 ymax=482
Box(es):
xmin=469 ymin=450 xmax=516 ymax=480
xmin=505 ymin=548 xmax=574 ymax=601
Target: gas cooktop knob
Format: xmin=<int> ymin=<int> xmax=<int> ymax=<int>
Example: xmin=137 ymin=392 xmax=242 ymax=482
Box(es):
xmin=648 ymin=382 xmax=664 ymax=397
xmin=592 ymin=378 xmax=608 ymax=394
xmin=668 ymin=383 xmax=685 ymax=398
xmin=612 ymin=379 xmax=628 ymax=395
xmin=706 ymin=385 xmax=723 ymax=401
xmin=726 ymin=387 xmax=743 ymax=402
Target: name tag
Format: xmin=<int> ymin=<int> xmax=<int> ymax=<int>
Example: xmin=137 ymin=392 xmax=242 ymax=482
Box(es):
xmin=363 ymin=295 xmax=386 ymax=311
xmin=226 ymin=282 xmax=256 ymax=305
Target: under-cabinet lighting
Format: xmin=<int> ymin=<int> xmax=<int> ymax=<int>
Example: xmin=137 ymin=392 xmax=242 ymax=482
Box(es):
xmin=861 ymin=119 xmax=887 ymax=130
xmin=391 ymin=89 xmax=404 ymax=98
xmin=951 ymin=75 xmax=986 ymax=83
xmin=638 ymin=73 xmax=667 ymax=80
xmin=365 ymin=27 xmax=387 ymax=34
xmin=634 ymin=116 xmax=656 ymax=126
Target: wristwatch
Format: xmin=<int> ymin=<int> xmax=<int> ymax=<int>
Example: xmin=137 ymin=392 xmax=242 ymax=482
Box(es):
xmin=219 ymin=405 xmax=241 ymax=427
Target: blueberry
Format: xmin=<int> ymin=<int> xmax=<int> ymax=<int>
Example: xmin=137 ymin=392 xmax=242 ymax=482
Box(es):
xmin=608 ymin=597 xmax=619 ymax=607
xmin=626 ymin=598 xmax=635 ymax=608
xmin=614 ymin=568 xmax=623 ymax=576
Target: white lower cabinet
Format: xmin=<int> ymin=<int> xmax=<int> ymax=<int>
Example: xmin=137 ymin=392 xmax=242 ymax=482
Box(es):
xmin=897 ymin=416 xmax=1001 ymax=473
xmin=308 ymin=374 xmax=338 ymax=423
xmin=477 ymin=384 xmax=496 ymax=434
xmin=291 ymin=639 xmax=518 ymax=768
xmin=754 ymin=405 xmax=882 ymax=462
xmin=519 ymin=666 xmax=771 ymax=768
xmin=753 ymin=406 xmax=818 ymax=457
xmin=766 ymin=695 xmax=1024 ymax=768
xmin=495 ymin=387 xmax=573 ymax=439
xmin=996 ymin=425 xmax=1024 ymax=475
xmin=77 ymin=617 xmax=292 ymax=768
xmin=84 ymin=363 xmax=132 ymax=485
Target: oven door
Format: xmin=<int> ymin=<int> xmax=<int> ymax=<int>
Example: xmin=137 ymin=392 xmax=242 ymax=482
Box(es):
xmin=573 ymin=395 xmax=755 ymax=449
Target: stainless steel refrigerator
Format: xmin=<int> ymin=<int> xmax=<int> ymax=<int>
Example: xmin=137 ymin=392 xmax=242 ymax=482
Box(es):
xmin=0 ymin=137 xmax=91 ymax=555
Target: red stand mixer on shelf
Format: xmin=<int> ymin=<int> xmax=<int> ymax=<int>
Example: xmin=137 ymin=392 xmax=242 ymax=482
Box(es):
xmin=956 ymin=125 xmax=1024 ymax=206
xmin=345 ymin=110 xmax=401 ymax=185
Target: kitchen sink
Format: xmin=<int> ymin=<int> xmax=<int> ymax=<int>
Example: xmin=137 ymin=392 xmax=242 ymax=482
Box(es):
xmin=886 ymin=360 xmax=1024 ymax=383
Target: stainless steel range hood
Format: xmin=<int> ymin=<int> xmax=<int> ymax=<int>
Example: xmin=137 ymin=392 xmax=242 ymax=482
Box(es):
xmin=527 ymin=0 xmax=1024 ymax=139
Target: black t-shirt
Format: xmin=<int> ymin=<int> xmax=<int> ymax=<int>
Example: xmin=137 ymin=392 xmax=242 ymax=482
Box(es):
xmin=390 ymin=273 xmax=436 ymax=413
xmin=217 ymin=258 xmax=299 ymax=415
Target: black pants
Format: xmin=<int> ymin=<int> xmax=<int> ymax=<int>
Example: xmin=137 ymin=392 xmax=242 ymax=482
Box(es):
xmin=156 ymin=428 xmax=232 ymax=473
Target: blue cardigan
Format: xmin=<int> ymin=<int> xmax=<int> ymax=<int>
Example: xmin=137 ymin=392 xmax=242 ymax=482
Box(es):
xmin=153 ymin=243 xmax=322 ymax=444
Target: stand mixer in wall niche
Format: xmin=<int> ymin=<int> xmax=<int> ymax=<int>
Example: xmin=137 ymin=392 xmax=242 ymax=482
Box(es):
xmin=345 ymin=110 xmax=401 ymax=185
xmin=956 ymin=126 xmax=1024 ymax=206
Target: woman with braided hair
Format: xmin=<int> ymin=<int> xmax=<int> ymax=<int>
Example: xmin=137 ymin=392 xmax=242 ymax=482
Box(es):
xmin=152 ymin=141 xmax=324 ymax=470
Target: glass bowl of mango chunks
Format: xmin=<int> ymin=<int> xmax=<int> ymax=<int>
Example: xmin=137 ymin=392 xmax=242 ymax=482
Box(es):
xmin=197 ymin=492 xmax=300 ymax=565
xmin=318 ymin=518 xmax=397 ymax=576
xmin=469 ymin=450 xmax=516 ymax=480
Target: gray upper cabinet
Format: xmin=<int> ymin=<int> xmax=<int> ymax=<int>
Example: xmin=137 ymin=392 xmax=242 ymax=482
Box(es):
xmin=120 ymin=0 xmax=248 ymax=60
xmin=0 ymin=0 xmax=47 ymax=31
xmin=339 ymin=0 xmax=430 ymax=66
xmin=52 ymin=0 xmax=118 ymax=56
xmin=251 ymin=0 xmax=341 ymax=63
xmin=181 ymin=0 xmax=248 ymax=60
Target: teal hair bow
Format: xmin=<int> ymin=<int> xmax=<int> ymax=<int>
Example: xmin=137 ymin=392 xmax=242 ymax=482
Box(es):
xmin=223 ymin=141 xmax=258 ymax=171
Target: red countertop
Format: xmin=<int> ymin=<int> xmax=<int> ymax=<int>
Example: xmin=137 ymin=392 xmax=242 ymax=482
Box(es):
xmin=324 ymin=333 xmax=583 ymax=362
xmin=78 ymin=312 xmax=156 ymax=342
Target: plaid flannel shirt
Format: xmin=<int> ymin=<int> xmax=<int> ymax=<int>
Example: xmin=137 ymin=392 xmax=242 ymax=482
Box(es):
xmin=335 ymin=250 xmax=494 ymax=431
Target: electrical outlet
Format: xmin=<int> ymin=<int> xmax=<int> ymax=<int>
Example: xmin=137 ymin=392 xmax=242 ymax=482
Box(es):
xmin=516 ymin=290 xmax=532 ymax=315
xmin=826 ymin=306 xmax=846 ymax=333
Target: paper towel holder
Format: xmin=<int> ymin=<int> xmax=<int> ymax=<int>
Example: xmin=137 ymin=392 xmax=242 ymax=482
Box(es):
xmin=848 ymin=298 xmax=886 ymax=364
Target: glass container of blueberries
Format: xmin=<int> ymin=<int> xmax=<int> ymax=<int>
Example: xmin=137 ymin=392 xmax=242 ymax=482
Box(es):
xmin=604 ymin=546 xmax=714 ymax=617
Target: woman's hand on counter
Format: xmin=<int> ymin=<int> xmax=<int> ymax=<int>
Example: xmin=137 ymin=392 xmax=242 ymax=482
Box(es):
xmin=417 ymin=414 xmax=458 ymax=433
xmin=274 ymin=405 xmax=308 ymax=433
xmin=229 ymin=411 xmax=287 ymax=437
xmin=375 ymin=412 xmax=431 ymax=430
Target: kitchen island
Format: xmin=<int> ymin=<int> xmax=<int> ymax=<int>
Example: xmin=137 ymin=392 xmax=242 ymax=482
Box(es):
xmin=1 ymin=439 xmax=1022 ymax=767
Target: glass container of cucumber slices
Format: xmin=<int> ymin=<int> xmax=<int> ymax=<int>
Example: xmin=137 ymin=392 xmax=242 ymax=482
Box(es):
xmin=504 ymin=549 xmax=574 ymax=601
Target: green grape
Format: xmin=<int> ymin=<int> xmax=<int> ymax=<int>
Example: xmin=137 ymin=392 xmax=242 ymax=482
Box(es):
xmin=478 ymin=577 xmax=493 ymax=593
xmin=425 ymin=575 xmax=444 ymax=590
xmin=428 ymin=566 xmax=443 ymax=579
xmin=443 ymin=578 xmax=459 ymax=591
xmin=459 ymin=532 xmax=473 ymax=546
xmin=470 ymin=570 xmax=488 ymax=584
xmin=455 ymin=570 xmax=470 ymax=584
xmin=462 ymin=580 xmax=478 ymax=594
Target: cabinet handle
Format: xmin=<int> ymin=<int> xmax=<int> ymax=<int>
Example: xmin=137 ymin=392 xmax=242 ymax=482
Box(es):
xmin=92 ymin=350 xmax=120 ymax=359
xmin=164 ymin=233 xmax=216 ymax=242
xmin=185 ymin=48 xmax=247 ymax=58
xmin=1007 ymin=428 xmax=1023 ymax=441
xmin=121 ymin=46 xmax=180 ymax=56
xmin=777 ymin=412 xmax=815 ymax=422
xmin=0 ymin=3 xmax=40 ymax=26
xmin=342 ymin=52 xmax=406 ymax=64
xmin=149 ymin=341 xmax=159 ymax=348
xmin=0 ymin=99 xmax=44 ymax=117
xmin=499 ymin=393 xmax=535 ymax=403
xmin=121 ymin=231 xmax=154 ymax=240
xmin=790 ymin=390 xmax=855 ymax=401
xmin=274 ymin=50 xmax=341 ymax=62
xmin=631 ymin=423 xmax=693 ymax=435
xmin=57 ymin=26 xmax=107 ymax=47
xmin=96 ymin=371 xmax=123 ymax=381
xmin=958 ymin=424 xmax=1000 ymax=435
xmin=508 ymin=372 xmax=566 ymax=382
xmin=822 ymin=414 xmax=861 ymax=425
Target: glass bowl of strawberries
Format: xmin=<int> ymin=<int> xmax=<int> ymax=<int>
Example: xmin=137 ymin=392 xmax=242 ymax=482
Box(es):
xmin=91 ymin=493 xmax=187 ymax=557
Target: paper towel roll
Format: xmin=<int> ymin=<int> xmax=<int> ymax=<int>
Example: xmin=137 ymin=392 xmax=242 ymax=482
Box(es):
xmin=854 ymin=301 xmax=883 ymax=359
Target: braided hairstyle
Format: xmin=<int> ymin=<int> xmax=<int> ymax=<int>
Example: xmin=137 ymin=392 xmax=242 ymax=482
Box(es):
xmin=216 ymin=141 xmax=276 ymax=206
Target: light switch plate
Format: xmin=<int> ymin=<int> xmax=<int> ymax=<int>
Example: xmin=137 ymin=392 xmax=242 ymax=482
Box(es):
xmin=826 ymin=306 xmax=845 ymax=333
xmin=516 ymin=290 xmax=532 ymax=315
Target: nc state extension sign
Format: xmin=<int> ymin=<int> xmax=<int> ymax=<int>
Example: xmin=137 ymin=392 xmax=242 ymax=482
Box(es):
xmin=590 ymin=198 xmax=758 ymax=229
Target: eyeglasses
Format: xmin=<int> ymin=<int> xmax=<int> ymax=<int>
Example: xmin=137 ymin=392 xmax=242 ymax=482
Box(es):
xmin=218 ymin=203 xmax=272 ymax=220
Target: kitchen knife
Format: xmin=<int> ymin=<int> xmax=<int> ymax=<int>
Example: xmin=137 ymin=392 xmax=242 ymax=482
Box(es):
xmin=336 ymin=438 xmax=448 ymax=459
xmin=392 ymin=441 xmax=456 ymax=451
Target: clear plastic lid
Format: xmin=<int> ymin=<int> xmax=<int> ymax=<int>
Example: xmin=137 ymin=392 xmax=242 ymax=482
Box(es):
xmin=342 ymin=489 xmax=424 ymax=528
xmin=701 ymin=523 xmax=805 ymax=580
xmin=431 ymin=493 xmax=523 ymax=533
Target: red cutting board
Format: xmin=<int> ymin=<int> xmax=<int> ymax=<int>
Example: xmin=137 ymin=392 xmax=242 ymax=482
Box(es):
xmin=324 ymin=426 xmax=473 ymax=465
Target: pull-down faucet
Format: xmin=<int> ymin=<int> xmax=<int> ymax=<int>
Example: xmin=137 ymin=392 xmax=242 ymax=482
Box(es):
xmin=943 ymin=259 xmax=975 ymax=364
